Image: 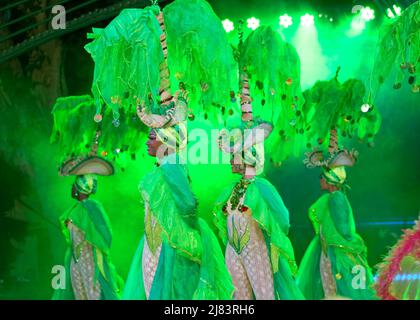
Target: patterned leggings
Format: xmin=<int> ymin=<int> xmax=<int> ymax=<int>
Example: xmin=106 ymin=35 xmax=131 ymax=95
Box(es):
xmin=226 ymin=215 xmax=275 ymax=300
xmin=320 ymin=252 xmax=337 ymax=298
xmin=68 ymin=223 xmax=101 ymax=300
xmin=142 ymin=240 xmax=162 ymax=299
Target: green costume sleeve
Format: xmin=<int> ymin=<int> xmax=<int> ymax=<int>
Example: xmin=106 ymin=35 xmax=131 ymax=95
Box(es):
xmin=253 ymin=178 xmax=290 ymax=234
xmin=212 ymin=183 xmax=236 ymax=245
xmin=58 ymin=200 xmax=122 ymax=300
xmin=160 ymin=160 xmax=198 ymax=227
xmin=245 ymin=178 xmax=297 ymax=274
xmin=328 ymin=191 xmax=355 ymax=241
xmin=140 ymin=162 xmax=203 ymax=262
xmin=82 ymin=200 xmax=113 ymax=249
xmin=60 ymin=199 xmax=112 ymax=255
xmin=193 ymin=219 xmax=234 ymax=300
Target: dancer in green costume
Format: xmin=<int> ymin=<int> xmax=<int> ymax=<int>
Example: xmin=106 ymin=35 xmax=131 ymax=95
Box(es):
xmin=123 ymin=120 xmax=233 ymax=299
xmin=88 ymin=0 xmax=235 ymax=300
xmin=52 ymin=157 xmax=122 ymax=300
xmin=51 ymin=95 xmax=123 ymax=300
xmin=213 ymin=119 xmax=304 ymax=300
xmin=297 ymin=131 xmax=376 ymax=300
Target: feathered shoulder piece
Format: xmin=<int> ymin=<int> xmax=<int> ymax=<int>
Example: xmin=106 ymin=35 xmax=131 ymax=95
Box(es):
xmin=375 ymin=216 xmax=420 ymax=300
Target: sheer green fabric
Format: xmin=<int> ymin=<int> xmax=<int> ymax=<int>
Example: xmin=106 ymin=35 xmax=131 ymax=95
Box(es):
xmin=52 ymin=199 xmax=122 ymax=300
xmin=295 ymin=237 xmax=324 ymax=300
xmin=51 ymin=95 xmax=148 ymax=165
xmin=164 ymin=0 xmax=237 ymax=121
xmin=85 ymin=7 xmax=163 ymax=118
xmin=123 ymin=219 xmax=234 ymax=300
xmin=213 ymin=177 xmax=304 ymax=299
xmin=240 ymin=26 xmax=305 ymax=163
xmin=122 ymin=236 xmax=147 ymax=300
xmin=193 ymin=219 xmax=234 ymax=299
xmin=51 ymin=95 xmax=98 ymax=160
xmin=369 ymin=1 xmax=419 ymax=101
xmin=302 ymin=77 xmax=381 ymax=149
xmin=85 ymin=1 xmax=237 ymax=125
xmin=139 ymin=154 xmax=202 ymax=261
xmin=297 ymin=191 xmax=376 ymax=300
xmin=124 ymin=153 xmax=233 ymax=299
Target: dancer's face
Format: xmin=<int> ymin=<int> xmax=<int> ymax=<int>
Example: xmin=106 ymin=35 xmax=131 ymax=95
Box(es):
xmin=71 ymin=184 xmax=88 ymax=201
xmin=146 ymin=129 xmax=163 ymax=157
xmin=320 ymin=176 xmax=329 ymax=190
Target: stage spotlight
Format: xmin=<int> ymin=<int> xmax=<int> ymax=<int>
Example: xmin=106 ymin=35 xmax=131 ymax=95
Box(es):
xmin=279 ymin=14 xmax=293 ymax=28
xmin=300 ymin=14 xmax=314 ymax=26
xmin=361 ymin=6 xmax=375 ymax=21
xmin=222 ymin=19 xmax=234 ymax=33
xmin=247 ymin=17 xmax=260 ymax=30
xmin=393 ymin=5 xmax=402 ymax=16
xmin=387 ymin=8 xmax=396 ymax=19
xmin=387 ymin=5 xmax=402 ymax=19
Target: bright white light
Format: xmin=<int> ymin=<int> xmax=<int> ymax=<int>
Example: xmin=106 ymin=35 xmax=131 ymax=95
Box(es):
xmin=329 ymin=18 xmax=333 ymax=22
xmin=361 ymin=6 xmax=375 ymax=21
xmin=361 ymin=104 xmax=370 ymax=113
xmin=300 ymin=14 xmax=314 ymax=27
xmin=393 ymin=5 xmax=402 ymax=16
xmin=247 ymin=17 xmax=260 ymax=30
xmin=279 ymin=14 xmax=293 ymax=28
xmin=387 ymin=8 xmax=395 ymax=19
xmin=222 ymin=19 xmax=234 ymax=33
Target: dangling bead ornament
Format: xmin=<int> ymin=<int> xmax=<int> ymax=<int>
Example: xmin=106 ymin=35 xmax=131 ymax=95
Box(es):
xmin=94 ymin=113 xmax=102 ymax=123
xmin=112 ymin=118 xmax=120 ymax=127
